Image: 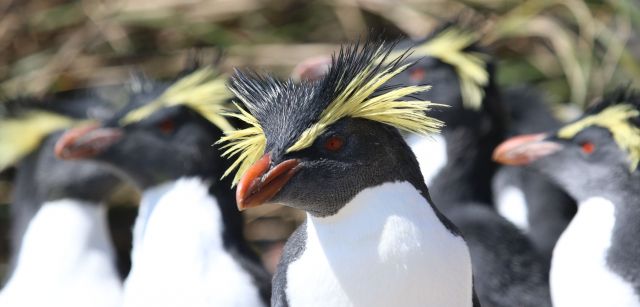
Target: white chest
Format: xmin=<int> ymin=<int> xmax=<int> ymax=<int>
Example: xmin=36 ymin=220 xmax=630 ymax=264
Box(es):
xmin=123 ymin=178 xmax=262 ymax=307
xmin=407 ymin=134 xmax=448 ymax=185
xmin=495 ymin=185 xmax=529 ymax=231
xmin=0 ymin=199 xmax=122 ymax=307
xmin=285 ymin=182 xmax=473 ymax=307
xmin=551 ymin=197 xmax=639 ymax=307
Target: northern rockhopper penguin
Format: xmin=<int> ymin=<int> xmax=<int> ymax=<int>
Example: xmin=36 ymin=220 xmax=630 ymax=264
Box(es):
xmin=55 ymin=67 xmax=271 ymax=307
xmin=0 ymin=94 xmax=123 ymax=307
xmin=493 ymin=85 xmax=576 ymax=261
xmin=291 ymin=28 xmax=549 ymax=307
xmin=220 ymin=40 xmax=477 ymax=307
xmin=494 ymin=89 xmax=640 ymax=307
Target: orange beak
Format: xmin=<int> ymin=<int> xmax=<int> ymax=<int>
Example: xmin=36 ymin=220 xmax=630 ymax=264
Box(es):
xmin=493 ymin=133 xmax=563 ymax=166
xmin=55 ymin=124 xmax=123 ymax=160
xmin=236 ymin=154 xmax=300 ymax=211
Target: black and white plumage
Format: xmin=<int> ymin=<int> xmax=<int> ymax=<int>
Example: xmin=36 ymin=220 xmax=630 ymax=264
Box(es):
xmin=0 ymin=90 xmax=124 ymax=307
xmin=494 ymin=89 xmax=640 ymax=306
xmin=222 ymin=40 xmax=477 ymax=307
xmin=55 ymin=71 xmax=271 ymax=307
xmin=388 ymin=28 xmax=552 ymax=307
xmin=493 ymin=85 xmax=577 ymax=261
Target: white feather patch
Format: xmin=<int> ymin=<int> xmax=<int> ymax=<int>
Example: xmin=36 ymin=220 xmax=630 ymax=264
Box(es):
xmin=285 ymin=181 xmax=473 ymax=307
xmin=551 ymin=197 xmax=640 ymax=307
xmin=0 ymin=199 xmax=122 ymax=307
xmin=123 ymin=177 xmax=263 ymax=307
xmin=495 ymin=185 xmax=530 ymax=231
xmin=407 ymin=134 xmax=448 ymax=185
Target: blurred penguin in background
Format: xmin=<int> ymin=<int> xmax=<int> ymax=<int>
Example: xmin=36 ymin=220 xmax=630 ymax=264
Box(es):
xmin=56 ymin=65 xmax=271 ymax=307
xmin=493 ymin=85 xmax=577 ymax=261
xmin=0 ymin=89 xmax=125 ymax=307
xmin=494 ymin=88 xmax=640 ymax=307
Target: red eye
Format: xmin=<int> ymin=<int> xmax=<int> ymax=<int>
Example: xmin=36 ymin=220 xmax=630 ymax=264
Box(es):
xmin=158 ymin=119 xmax=175 ymax=134
xmin=409 ymin=67 xmax=426 ymax=83
xmin=324 ymin=136 xmax=344 ymax=152
xmin=581 ymin=141 xmax=595 ymax=154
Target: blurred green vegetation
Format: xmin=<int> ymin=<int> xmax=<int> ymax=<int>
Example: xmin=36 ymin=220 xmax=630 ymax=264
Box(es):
xmin=0 ymin=0 xmax=638 ymax=107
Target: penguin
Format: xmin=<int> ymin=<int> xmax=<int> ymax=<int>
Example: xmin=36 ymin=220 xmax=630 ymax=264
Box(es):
xmin=492 ymin=85 xmax=577 ymax=260
xmin=0 ymin=93 xmax=124 ymax=307
xmin=55 ymin=67 xmax=271 ymax=307
xmin=290 ymin=27 xmax=550 ymax=307
xmin=493 ymin=88 xmax=640 ymax=307
xmin=219 ymin=40 xmax=477 ymax=307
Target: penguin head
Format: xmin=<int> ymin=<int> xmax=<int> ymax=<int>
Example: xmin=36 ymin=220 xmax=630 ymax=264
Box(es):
xmin=493 ymin=89 xmax=640 ymax=201
xmin=1 ymin=90 xmax=124 ymax=203
xmin=35 ymin=132 xmax=121 ymax=203
xmin=221 ymin=40 xmax=444 ymax=217
xmin=55 ymin=67 xmax=234 ymax=189
xmin=397 ymin=26 xmax=506 ymax=142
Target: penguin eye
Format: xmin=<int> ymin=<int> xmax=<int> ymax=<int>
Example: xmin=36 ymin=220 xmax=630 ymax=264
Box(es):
xmin=324 ymin=135 xmax=344 ymax=152
xmin=580 ymin=141 xmax=595 ymax=154
xmin=409 ymin=67 xmax=426 ymax=83
xmin=157 ymin=118 xmax=176 ymax=134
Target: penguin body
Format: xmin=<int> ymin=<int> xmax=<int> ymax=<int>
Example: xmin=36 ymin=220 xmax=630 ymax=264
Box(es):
xmin=446 ymin=204 xmax=551 ymax=307
xmin=551 ymin=197 xmax=639 ymax=307
xmin=494 ymin=89 xmax=640 ymax=306
xmin=0 ymin=133 xmax=122 ymax=307
xmin=123 ymin=178 xmax=264 ymax=307
xmin=220 ymin=40 xmax=476 ymax=307
xmin=55 ymin=69 xmax=271 ymax=306
xmin=493 ymin=85 xmax=576 ymax=260
xmin=282 ymin=182 xmax=472 ymax=307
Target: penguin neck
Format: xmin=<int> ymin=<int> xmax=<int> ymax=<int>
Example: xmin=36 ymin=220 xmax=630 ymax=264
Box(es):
xmin=1 ymin=198 xmax=122 ymax=305
xmin=551 ymin=195 xmax=640 ymax=306
xmin=125 ymin=176 xmax=263 ymax=306
xmin=428 ymin=127 xmax=497 ymax=208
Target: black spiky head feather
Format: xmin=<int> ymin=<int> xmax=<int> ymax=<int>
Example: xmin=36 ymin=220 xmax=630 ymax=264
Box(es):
xmin=219 ymin=39 xmax=445 ymax=185
xmin=102 ymin=66 xmax=234 ymax=132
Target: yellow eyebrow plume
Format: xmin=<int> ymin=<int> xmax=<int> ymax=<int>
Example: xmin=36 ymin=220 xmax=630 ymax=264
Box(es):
xmin=120 ymin=67 xmax=234 ymax=132
xmin=287 ymin=47 xmax=443 ymax=153
xmin=217 ymin=102 xmax=267 ymax=186
xmin=393 ymin=28 xmax=488 ymax=110
xmin=558 ymin=104 xmax=640 ymax=170
xmin=0 ymin=111 xmax=76 ymax=170
xmin=218 ymin=43 xmax=446 ymax=186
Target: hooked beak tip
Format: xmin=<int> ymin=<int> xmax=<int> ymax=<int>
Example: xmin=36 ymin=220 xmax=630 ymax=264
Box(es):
xmin=54 ymin=123 xmax=122 ymax=160
xmin=493 ymin=133 xmax=561 ymax=166
xmin=236 ymin=154 xmax=300 ymax=210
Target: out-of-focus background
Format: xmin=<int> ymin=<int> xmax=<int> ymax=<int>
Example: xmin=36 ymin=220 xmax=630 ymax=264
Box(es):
xmin=0 ymin=0 xmax=639 ymax=278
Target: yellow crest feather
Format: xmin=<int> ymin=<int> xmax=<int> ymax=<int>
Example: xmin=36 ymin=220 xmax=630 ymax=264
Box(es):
xmin=397 ymin=28 xmax=488 ymax=110
xmin=217 ymin=102 xmax=266 ymax=185
xmin=219 ymin=44 xmax=446 ymax=186
xmin=120 ymin=67 xmax=234 ymax=131
xmin=558 ymin=104 xmax=640 ymax=170
xmin=287 ymin=55 xmax=443 ymax=152
xmin=0 ymin=111 xmax=76 ymax=170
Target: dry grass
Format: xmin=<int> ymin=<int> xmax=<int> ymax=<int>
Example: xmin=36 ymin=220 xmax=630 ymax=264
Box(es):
xmin=0 ymin=0 xmax=637 ymax=107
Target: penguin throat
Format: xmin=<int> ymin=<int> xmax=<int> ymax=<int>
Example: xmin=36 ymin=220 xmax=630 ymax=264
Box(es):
xmin=285 ymin=181 xmax=473 ymax=307
xmin=125 ymin=177 xmax=262 ymax=307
